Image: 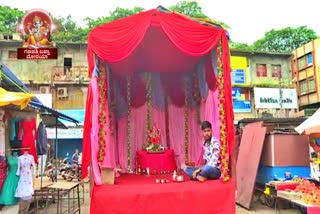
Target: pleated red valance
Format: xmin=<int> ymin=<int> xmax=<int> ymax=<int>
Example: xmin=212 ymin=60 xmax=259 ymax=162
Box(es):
xmin=87 ymin=9 xmax=226 ymax=75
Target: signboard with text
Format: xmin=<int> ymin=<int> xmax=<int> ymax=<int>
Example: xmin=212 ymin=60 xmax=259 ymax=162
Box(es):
xmin=17 ymin=9 xmax=57 ymax=59
xmin=232 ymin=69 xmax=246 ymax=84
xmin=230 ymin=56 xmax=248 ymax=85
xmin=254 ymin=87 xmax=298 ymax=109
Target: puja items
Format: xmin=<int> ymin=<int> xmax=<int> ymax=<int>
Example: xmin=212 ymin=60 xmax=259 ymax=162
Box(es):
xmin=175 ymin=175 xmax=185 ymax=182
xmin=155 ymin=179 xmax=169 ymax=184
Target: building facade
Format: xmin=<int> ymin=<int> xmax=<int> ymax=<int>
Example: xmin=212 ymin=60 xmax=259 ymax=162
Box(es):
xmin=0 ymin=37 xmax=297 ymax=125
xmin=230 ymin=50 xmax=296 ymax=122
xmin=291 ymin=38 xmax=320 ymax=110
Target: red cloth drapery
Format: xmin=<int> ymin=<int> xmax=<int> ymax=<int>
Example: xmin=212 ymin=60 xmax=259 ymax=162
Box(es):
xmin=83 ymin=8 xmax=234 ymax=181
xmin=87 ymin=9 xmax=224 ymax=75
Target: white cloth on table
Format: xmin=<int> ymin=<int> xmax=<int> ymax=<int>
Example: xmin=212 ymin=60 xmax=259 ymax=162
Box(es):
xmin=15 ymin=154 xmax=35 ymax=199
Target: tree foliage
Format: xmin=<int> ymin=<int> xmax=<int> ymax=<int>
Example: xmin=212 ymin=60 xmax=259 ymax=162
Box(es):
xmin=1 ymin=3 xmax=317 ymax=51
xmin=229 ymin=41 xmax=253 ymax=51
xmin=0 ymin=6 xmax=25 ymax=33
xmin=252 ymin=26 xmax=318 ymax=53
xmin=169 ymin=1 xmax=229 ymax=29
xmin=169 ymin=0 xmax=207 ymax=18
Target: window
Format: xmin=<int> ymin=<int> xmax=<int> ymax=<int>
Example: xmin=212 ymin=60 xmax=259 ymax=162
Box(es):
xmin=300 ymin=80 xmax=307 ymax=94
xmin=298 ymin=53 xmax=313 ymax=70
xmin=271 ymin=64 xmax=281 ymax=78
xmin=308 ymin=78 xmax=315 ymax=92
xmin=8 ymin=51 xmax=17 ymax=59
xmin=64 ymin=57 xmax=72 ymax=75
xmin=298 ymin=57 xmax=305 ymax=70
xmin=256 ymin=64 xmax=267 ymax=77
xmin=307 ymin=53 xmax=313 ymax=66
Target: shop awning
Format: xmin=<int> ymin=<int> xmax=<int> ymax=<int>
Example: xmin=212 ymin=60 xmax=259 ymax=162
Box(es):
xmin=58 ymin=109 xmax=85 ymax=126
xmin=0 ymin=87 xmax=34 ymax=109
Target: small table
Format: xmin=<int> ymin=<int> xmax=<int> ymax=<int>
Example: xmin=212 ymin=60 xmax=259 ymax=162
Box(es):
xmin=136 ymin=149 xmax=177 ymax=173
xmin=47 ymin=182 xmax=81 ymax=214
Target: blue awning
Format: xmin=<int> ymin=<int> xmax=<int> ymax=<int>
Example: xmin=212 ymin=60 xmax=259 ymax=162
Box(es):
xmin=58 ymin=109 xmax=85 ymax=126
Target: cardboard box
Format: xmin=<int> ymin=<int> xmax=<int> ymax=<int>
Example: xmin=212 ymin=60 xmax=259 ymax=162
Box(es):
xmin=101 ymin=167 xmax=115 ymax=185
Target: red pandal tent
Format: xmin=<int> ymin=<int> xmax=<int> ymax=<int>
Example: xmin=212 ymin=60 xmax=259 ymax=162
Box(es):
xmin=82 ymin=8 xmax=234 ymax=185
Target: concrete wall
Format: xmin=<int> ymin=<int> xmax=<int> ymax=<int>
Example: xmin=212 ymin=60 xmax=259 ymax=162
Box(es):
xmin=0 ymin=41 xmax=88 ymax=84
xmin=249 ymin=53 xmax=292 ymax=87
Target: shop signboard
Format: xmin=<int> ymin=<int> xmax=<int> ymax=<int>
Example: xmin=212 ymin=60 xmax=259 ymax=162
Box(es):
xmin=254 ymin=87 xmax=298 ymax=109
xmin=231 ymin=56 xmax=249 ymax=85
xmin=46 ymin=127 xmax=83 ymax=139
xmin=232 ymin=87 xmax=251 ymax=113
xmin=233 ymin=100 xmax=251 ymax=113
xmin=232 ymin=69 xmax=246 ymax=84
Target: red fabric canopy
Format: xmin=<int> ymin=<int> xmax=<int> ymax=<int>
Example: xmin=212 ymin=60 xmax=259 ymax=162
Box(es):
xmin=87 ymin=9 xmax=224 ymax=76
xmin=83 ymin=8 xmax=234 ymax=181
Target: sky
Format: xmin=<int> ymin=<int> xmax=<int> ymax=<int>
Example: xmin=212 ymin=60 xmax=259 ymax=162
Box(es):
xmin=1 ymin=0 xmax=319 ymax=44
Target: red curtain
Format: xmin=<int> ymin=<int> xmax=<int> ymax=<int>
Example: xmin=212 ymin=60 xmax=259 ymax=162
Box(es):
xmin=83 ymin=8 xmax=233 ymax=180
xmin=87 ymin=9 xmax=225 ymax=76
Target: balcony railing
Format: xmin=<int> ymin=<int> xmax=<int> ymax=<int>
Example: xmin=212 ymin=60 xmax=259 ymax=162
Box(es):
xmin=52 ymin=66 xmax=89 ymax=83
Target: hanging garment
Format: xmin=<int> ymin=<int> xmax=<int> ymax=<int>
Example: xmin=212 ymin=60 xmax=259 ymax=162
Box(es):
xmin=10 ymin=117 xmax=21 ymax=141
xmin=15 ymin=154 xmax=35 ymax=199
xmin=0 ymin=109 xmax=5 ymax=156
xmin=0 ymin=157 xmax=7 ymax=192
xmin=36 ymin=121 xmax=48 ymax=155
xmin=18 ymin=118 xmax=38 ymax=164
xmin=0 ymin=156 xmax=19 ymax=205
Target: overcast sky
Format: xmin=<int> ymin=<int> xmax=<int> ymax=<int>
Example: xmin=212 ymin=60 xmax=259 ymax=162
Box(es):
xmin=1 ymin=0 xmax=319 ymax=44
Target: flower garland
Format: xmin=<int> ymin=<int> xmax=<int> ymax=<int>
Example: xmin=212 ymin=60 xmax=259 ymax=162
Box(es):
xmin=97 ymin=63 xmax=108 ymax=162
xmin=107 ymin=67 xmax=115 ymax=137
xmin=126 ymin=76 xmax=132 ymax=172
xmin=184 ymin=77 xmax=189 ymax=164
xmin=192 ymin=70 xmax=201 ymax=124
xmin=145 ymin=72 xmax=153 ymax=148
xmin=216 ymin=40 xmax=229 ymax=182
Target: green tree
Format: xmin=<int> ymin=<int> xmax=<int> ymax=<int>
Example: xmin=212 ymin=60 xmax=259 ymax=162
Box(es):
xmin=52 ymin=15 xmax=81 ymax=42
xmin=252 ymin=26 xmax=318 ymax=52
xmin=0 ymin=6 xmax=25 ymax=33
xmin=229 ymin=41 xmax=253 ymax=51
xmin=169 ymin=1 xmax=229 ymax=29
xmin=84 ymin=6 xmax=144 ymax=29
xmin=169 ymin=0 xmax=207 ymax=18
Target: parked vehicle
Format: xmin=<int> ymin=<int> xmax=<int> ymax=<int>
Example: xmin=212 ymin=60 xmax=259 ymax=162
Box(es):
xmin=64 ymin=164 xmax=82 ymax=182
xmin=60 ymin=153 xmax=71 ymax=179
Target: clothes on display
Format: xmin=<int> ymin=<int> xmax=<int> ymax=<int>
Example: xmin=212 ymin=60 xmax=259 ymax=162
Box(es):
xmin=0 ymin=109 xmax=5 ymax=156
xmin=18 ymin=118 xmax=38 ymax=164
xmin=36 ymin=121 xmax=48 ymax=155
xmin=10 ymin=117 xmax=21 ymax=141
xmin=0 ymin=157 xmax=7 ymax=192
xmin=0 ymin=155 xmax=19 ymax=205
xmin=15 ymin=152 xmax=35 ymax=200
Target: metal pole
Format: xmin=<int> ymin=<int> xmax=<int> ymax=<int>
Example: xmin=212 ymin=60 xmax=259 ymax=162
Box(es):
xmin=55 ymin=117 xmax=58 ymax=182
xmin=40 ymin=155 xmax=43 ymax=188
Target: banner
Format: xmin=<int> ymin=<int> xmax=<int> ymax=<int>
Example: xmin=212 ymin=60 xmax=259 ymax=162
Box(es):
xmin=17 ymin=8 xmax=57 ymax=59
xmin=254 ymin=87 xmax=298 ymax=109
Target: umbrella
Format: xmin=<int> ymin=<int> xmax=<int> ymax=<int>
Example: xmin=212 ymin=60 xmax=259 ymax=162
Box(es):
xmin=295 ymin=108 xmax=320 ymax=137
xmin=0 ymin=87 xmax=34 ymax=109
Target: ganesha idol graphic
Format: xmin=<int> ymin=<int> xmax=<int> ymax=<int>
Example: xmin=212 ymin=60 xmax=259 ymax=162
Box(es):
xmin=18 ymin=9 xmax=56 ymax=48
